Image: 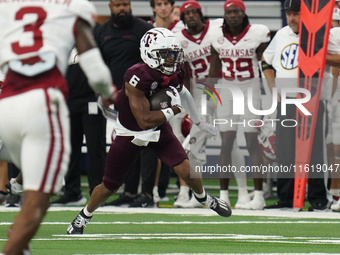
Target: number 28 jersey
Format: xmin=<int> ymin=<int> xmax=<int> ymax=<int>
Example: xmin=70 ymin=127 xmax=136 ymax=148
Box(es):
xmin=210 ymin=24 xmax=270 ymax=87
xmin=0 ymin=0 xmax=96 ymax=76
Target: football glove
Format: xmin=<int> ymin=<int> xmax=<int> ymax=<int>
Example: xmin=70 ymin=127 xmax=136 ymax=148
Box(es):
xmin=197 ymin=121 xmax=217 ymax=139
xmin=166 ymin=86 xmax=183 ymax=112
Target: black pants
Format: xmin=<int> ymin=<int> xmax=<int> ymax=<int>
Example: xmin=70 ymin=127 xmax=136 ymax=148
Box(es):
xmin=65 ymin=97 xmax=107 ymax=196
xmin=123 ymin=148 xmax=158 ymax=195
xmin=8 ymin=163 xmax=20 ymax=180
xmin=276 ymin=101 xmax=328 ymax=206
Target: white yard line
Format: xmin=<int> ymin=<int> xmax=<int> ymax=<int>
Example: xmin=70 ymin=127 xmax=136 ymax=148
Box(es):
xmin=73 ymin=253 xmax=340 ymax=255
xmin=1 ymin=206 xmax=339 ymax=219
xmin=0 ymin=220 xmax=339 ymax=226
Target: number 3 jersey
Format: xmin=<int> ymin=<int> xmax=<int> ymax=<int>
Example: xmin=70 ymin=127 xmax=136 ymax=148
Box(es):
xmin=210 ymin=24 xmax=270 ymax=87
xmin=0 ymin=0 xmax=96 ymax=77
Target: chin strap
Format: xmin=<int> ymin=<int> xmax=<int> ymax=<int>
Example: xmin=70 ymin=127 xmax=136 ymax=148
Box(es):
xmin=161 ymin=70 xmax=180 ymax=86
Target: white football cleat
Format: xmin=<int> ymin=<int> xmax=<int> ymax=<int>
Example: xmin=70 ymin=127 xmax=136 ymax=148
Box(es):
xmin=179 ymin=195 xmax=203 ymax=208
xmin=240 ymin=197 xmax=266 ymax=210
xmin=173 ymin=193 xmax=190 ymax=207
xmin=331 ymin=200 xmax=340 ymax=212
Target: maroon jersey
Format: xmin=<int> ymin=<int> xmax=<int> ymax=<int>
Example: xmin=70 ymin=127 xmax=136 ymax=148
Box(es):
xmin=115 ymin=62 xmax=185 ymax=131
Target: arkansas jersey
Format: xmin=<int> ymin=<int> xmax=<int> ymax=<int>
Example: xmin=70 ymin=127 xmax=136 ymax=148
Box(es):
xmin=115 ymin=62 xmax=185 ymax=131
xmin=0 ymin=0 xmax=96 ymax=76
xmin=175 ymin=19 xmax=223 ymax=80
xmin=168 ymin=20 xmax=186 ymax=34
xmin=211 ymin=24 xmax=270 ymax=86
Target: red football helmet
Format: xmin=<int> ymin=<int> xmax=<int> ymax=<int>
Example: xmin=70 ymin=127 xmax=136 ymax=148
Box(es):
xmin=257 ymin=114 xmax=277 ymax=161
xmin=181 ymin=114 xmax=193 ymax=137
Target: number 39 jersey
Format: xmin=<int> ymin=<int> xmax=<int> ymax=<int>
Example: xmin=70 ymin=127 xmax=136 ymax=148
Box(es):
xmin=0 ymin=0 xmax=96 ymax=76
xmin=174 ymin=19 xmax=223 ymax=80
xmin=210 ymin=24 xmax=270 ymax=87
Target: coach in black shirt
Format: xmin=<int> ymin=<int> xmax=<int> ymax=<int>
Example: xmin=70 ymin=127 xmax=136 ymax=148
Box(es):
xmin=94 ymin=0 xmax=153 ymax=89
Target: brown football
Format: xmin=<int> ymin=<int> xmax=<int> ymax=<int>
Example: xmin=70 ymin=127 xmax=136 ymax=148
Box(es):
xmin=149 ymin=88 xmax=173 ymax=111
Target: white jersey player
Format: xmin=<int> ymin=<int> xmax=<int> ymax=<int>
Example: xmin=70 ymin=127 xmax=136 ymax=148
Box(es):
xmin=173 ymin=0 xmax=248 ymax=208
xmin=210 ymin=24 xmax=270 ymax=130
xmin=208 ymin=0 xmax=270 ymax=210
xmin=0 ymin=0 xmax=116 ymax=254
xmin=327 ymin=26 xmax=340 ymax=212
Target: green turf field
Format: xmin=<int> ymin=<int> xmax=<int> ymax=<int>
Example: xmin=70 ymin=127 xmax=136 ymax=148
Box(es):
xmin=1 ymin=209 xmax=340 ymax=254
xmin=1 ymin=178 xmax=339 ymax=255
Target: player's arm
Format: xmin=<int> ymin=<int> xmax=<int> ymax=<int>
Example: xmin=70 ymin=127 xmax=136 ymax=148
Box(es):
xmin=125 ymin=82 xmax=181 ymax=130
xmin=332 ymin=67 xmax=339 ymax=98
xmin=183 ymin=62 xmax=191 ymax=91
xmin=261 ymin=56 xmax=276 ymax=95
xmin=74 ymin=18 xmax=117 ymax=102
xmin=178 ymin=86 xmax=216 ymax=138
xmin=256 ymin=43 xmax=268 ymax=61
xmin=326 ymin=54 xmax=340 ymax=67
xmin=208 ymin=46 xmax=221 ymax=80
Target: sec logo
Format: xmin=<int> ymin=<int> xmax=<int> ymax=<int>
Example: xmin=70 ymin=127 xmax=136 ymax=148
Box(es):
xmin=281 ymin=43 xmax=298 ymax=70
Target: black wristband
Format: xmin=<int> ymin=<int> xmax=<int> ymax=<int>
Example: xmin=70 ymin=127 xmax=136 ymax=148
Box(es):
xmin=261 ymin=60 xmax=274 ymax=71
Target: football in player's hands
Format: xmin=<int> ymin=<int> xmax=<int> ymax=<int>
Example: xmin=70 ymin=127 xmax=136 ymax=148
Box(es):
xmin=149 ymin=88 xmax=173 ymax=111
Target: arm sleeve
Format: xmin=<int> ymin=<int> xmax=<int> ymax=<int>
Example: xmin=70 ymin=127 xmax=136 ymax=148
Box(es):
xmin=179 ymin=86 xmax=201 ymax=124
xmin=78 ymin=48 xmax=114 ymax=99
xmin=328 ymin=28 xmax=340 ymax=54
xmin=260 ymin=25 xmax=271 ymax=43
xmin=262 ymin=34 xmax=277 ymax=65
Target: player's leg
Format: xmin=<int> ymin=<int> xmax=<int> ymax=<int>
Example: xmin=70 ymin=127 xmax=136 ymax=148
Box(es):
xmin=0 ymin=160 xmax=8 ymax=203
xmin=174 ymin=123 xmax=205 ymax=208
xmin=1 ymin=88 xmax=71 ymax=254
xmin=219 ymin=130 xmax=236 ymax=205
xmin=67 ymin=136 xmax=143 ymax=234
xmin=232 ymin=139 xmax=250 ymax=208
xmin=214 ymin=88 xmax=236 ymax=205
xmin=153 ymin=123 xmax=231 ymax=217
xmin=52 ymin=101 xmax=84 ymax=205
xmin=330 ymin=97 xmax=340 ymax=210
xmin=241 ymin=132 xmax=265 ymax=210
xmin=239 ymin=86 xmax=265 ymax=210
xmin=2 ymin=190 xmax=50 ymax=255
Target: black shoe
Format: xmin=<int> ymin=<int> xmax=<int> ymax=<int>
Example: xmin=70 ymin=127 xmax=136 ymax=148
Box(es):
xmin=128 ymin=193 xmax=154 ymax=208
xmin=0 ymin=190 xmax=8 ymax=204
xmin=264 ymin=201 xmax=292 ymax=210
xmin=51 ymin=194 xmax=87 ymax=206
xmin=308 ymin=202 xmax=329 ymax=212
xmin=5 ymin=193 xmax=20 ymax=207
xmin=105 ymin=194 xmax=135 ymax=206
xmin=67 ymin=209 xmax=92 ymax=234
xmin=200 ymin=194 xmax=232 ymax=217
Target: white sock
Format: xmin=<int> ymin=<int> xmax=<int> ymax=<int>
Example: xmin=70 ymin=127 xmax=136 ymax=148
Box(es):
xmin=179 ymin=186 xmax=190 ymax=197
xmin=220 ymin=190 xmax=230 ymax=205
xmin=330 ymin=189 xmax=340 ymax=197
xmin=253 ymin=190 xmax=264 ymax=200
xmin=83 ymin=205 xmax=93 ymax=217
xmin=193 ymin=188 xmax=206 ymax=199
xmin=263 ymin=182 xmax=270 ymax=192
xmin=238 ymin=187 xmax=249 ymax=197
xmin=153 ymin=186 xmax=159 ymax=196
xmin=235 ymin=176 xmax=247 ymax=189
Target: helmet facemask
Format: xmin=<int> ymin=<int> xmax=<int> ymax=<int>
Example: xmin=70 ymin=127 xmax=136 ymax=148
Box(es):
xmin=152 ymin=49 xmax=184 ymax=75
